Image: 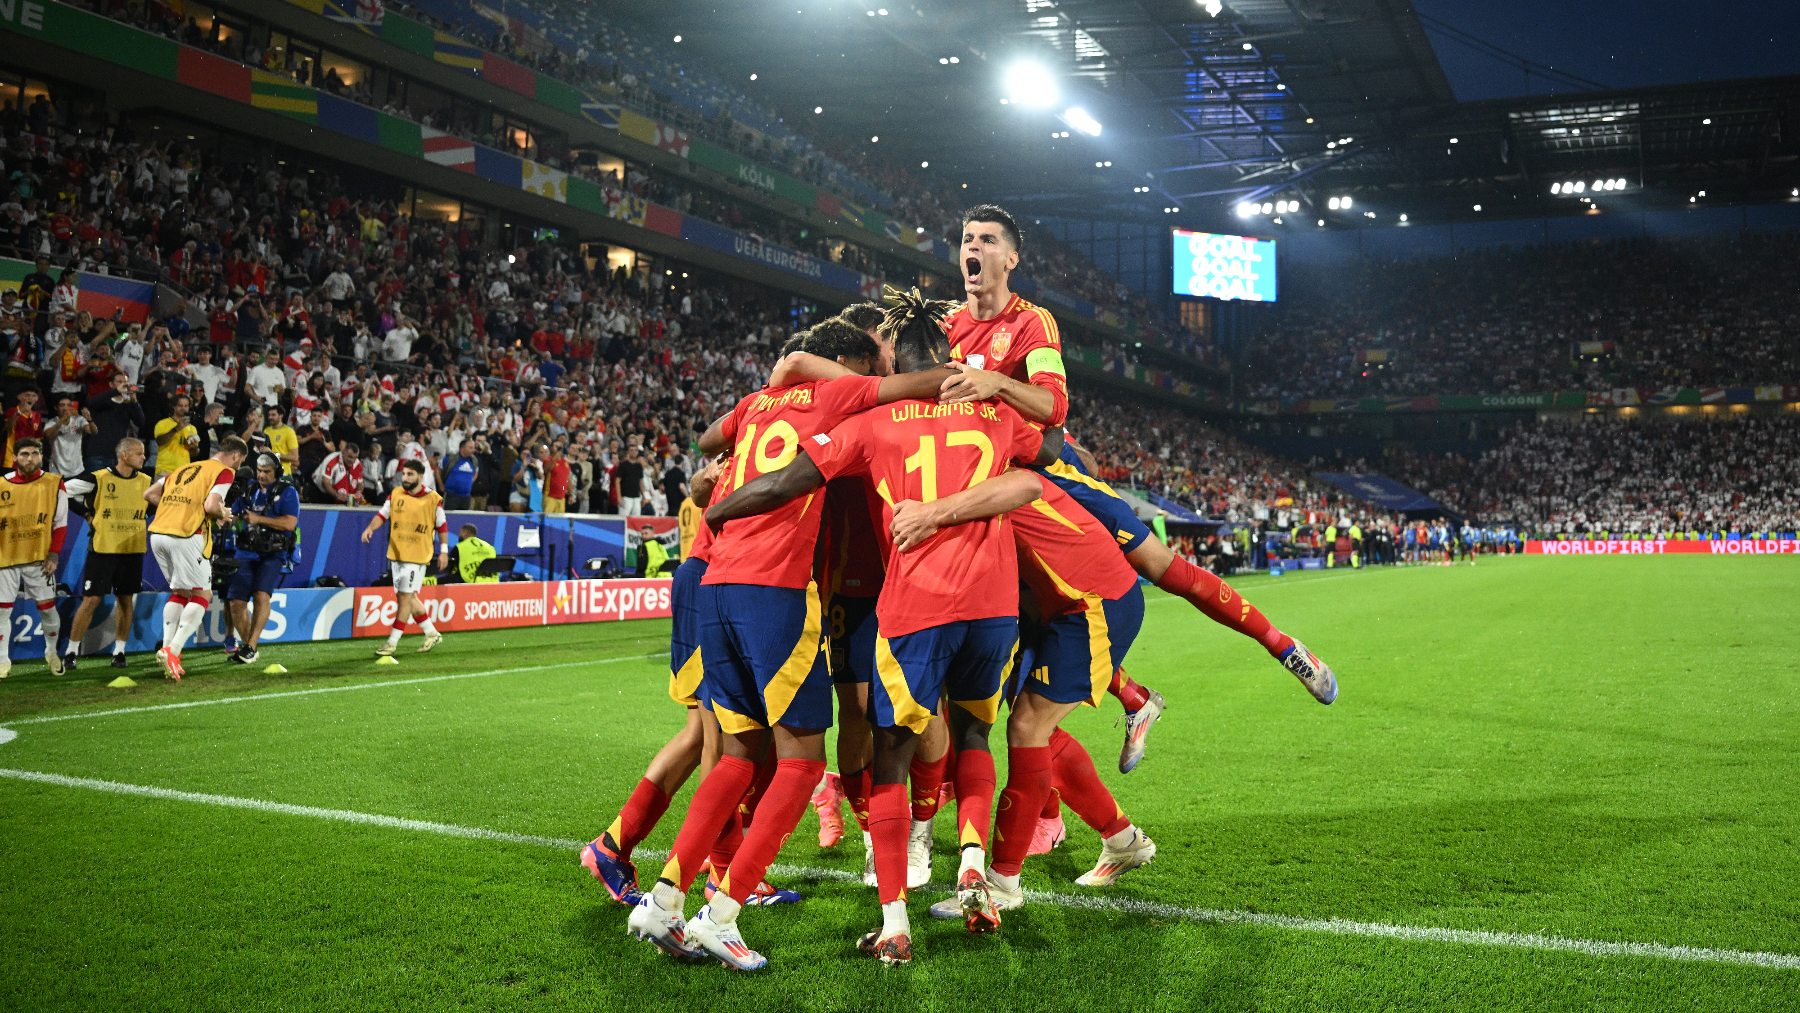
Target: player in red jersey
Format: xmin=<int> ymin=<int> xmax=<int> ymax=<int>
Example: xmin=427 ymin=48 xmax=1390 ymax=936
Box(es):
xmin=942 ymin=205 xmax=1338 ymax=765
xmin=628 ymin=322 xmax=956 ymax=971
xmin=780 ymin=305 xmax=962 ymax=890
xmin=894 ymin=471 xmax=1162 ymax=902
xmin=704 ymin=290 xmax=1064 ymax=964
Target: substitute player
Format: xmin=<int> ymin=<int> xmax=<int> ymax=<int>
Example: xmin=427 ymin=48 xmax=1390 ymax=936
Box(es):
xmin=145 ymin=435 xmax=248 ymax=679
xmin=627 ymin=321 xmax=956 ymax=970
xmin=701 ymin=289 xmax=1062 ymax=965
xmin=62 ymin=437 xmax=151 ymax=670
xmin=360 ymin=460 xmax=448 ymax=656
xmin=940 ymin=204 xmax=1337 ymax=734
xmin=0 ymin=439 xmax=70 ymax=678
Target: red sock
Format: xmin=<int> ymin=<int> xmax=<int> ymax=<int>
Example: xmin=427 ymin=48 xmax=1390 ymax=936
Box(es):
xmin=739 ymin=754 xmax=777 ymax=825
xmin=1039 ymin=786 xmax=1063 ymax=820
xmin=868 ymin=782 xmax=910 ymax=904
xmin=657 ymin=755 xmax=754 ymax=891
xmin=952 ymin=749 xmax=997 ymax=851
xmin=1108 ymin=668 xmax=1150 ymax=712
xmin=724 ymin=758 xmax=825 ymax=905
xmin=1049 ymin=728 xmax=1131 ymax=838
xmin=1155 ymin=556 xmax=1292 ymax=657
xmin=909 ymin=750 xmax=949 ymax=821
xmin=842 ymin=767 xmax=872 ymax=832
xmin=989 ymin=745 xmax=1054 ymax=877
xmin=708 ymin=813 xmax=744 ymax=876
xmin=604 ymin=778 xmax=671 ymax=856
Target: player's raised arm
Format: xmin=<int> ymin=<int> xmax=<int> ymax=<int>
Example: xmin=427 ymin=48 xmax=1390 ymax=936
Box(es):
xmin=768 ymin=351 xmax=853 ymax=388
xmin=697 ymin=411 xmax=736 ymax=456
xmin=705 ymin=454 xmax=825 ymax=532
xmin=891 ymin=469 xmax=1046 ymax=552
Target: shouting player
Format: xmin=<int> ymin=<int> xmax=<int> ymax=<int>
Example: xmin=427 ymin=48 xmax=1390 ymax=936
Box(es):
xmin=145 ymin=435 xmax=248 ymax=679
xmin=702 ymin=290 xmax=1063 ymax=965
xmin=360 ymin=459 xmax=448 ymax=656
xmin=941 ymin=204 xmax=1337 ymax=754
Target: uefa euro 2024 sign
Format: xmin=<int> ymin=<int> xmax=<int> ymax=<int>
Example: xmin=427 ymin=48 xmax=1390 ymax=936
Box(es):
xmin=1171 ymin=229 xmax=1278 ymax=302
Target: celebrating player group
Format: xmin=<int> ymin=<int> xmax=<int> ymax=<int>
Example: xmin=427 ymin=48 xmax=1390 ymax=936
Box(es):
xmin=580 ymin=205 xmax=1338 ymax=969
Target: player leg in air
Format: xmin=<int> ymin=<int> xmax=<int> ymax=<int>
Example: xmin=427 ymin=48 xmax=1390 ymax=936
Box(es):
xmin=1043 ymin=442 xmax=1338 ymax=750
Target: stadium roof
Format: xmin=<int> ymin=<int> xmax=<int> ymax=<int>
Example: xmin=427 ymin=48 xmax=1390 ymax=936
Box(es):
xmin=620 ymin=1 xmax=1799 ymax=230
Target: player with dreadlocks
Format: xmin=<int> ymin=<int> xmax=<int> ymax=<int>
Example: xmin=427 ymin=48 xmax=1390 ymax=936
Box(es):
xmin=704 ymin=288 xmax=1064 ymax=964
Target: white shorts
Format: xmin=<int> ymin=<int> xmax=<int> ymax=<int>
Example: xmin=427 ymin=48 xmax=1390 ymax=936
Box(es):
xmin=0 ymin=562 xmax=56 ymax=604
xmin=392 ymin=561 xmax=427 ymax=594
xmin=151 ymin=532 xmax=212 ymax=591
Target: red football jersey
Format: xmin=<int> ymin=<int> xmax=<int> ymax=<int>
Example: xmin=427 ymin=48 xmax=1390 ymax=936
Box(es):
xmin=944 ymin=293 xmax=1069 ymax=425
xmin=804 ymin=398 xmax=1045 ymax=638
xmin=1010 ymin=475 xmax=1139 ymax=618
xmin=703 ymin=375 xmax=882 ymax=588
xmin=820 ymin=479 xmax=884 ymax=598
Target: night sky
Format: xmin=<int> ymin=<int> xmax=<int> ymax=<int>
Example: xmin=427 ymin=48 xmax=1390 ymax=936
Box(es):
xmin=1414 ymin=0 xmax=1800 ymax=101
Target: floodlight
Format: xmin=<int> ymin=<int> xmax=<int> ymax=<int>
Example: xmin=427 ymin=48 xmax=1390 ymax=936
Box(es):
xmin=1004 ymin=61 xmax=1060 ymax=108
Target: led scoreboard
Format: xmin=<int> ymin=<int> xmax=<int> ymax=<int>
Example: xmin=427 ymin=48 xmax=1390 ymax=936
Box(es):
xmin=1171 ymin=229 xmax=1277 ymax=302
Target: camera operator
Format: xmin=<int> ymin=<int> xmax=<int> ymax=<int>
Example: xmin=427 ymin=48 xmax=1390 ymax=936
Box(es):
xmin=224 ymin=453 xmax=299 ymax=665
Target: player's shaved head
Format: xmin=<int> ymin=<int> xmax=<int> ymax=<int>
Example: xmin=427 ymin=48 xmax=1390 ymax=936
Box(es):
xmin=878 ymin=286 xmax=956 ymax=373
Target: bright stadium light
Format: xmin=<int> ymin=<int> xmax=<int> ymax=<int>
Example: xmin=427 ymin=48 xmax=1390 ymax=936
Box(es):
xmin=672 ymin=34 xmax=683 ymax=43
xmin=1236 ymin=202 xmax=1256 ymax=217
xmin=1198 ymin=0 xmax=1223 ymax=15
xmin=1551 ymin=182 xmax=1562 ymax=194
xmin=1063 ymin=105 xmax=1103 ymax=136
xmin=813 ymin=106 xmax=823 ymax=114
xmin=1260 ymin=202 xmax=1273 ymax=214
xmin=1340 ymin=195 xmax=1353 ymax=209
xmin=1004 ymin=60 xmax=1060 ymax=108
xmin=1399 ymin=213 xmax=1408 ymax=222
xmin=1472 ymin=204 xmax=1482 ymax=211
xmin=1327 ymin=196 xmax=1341 ymax=210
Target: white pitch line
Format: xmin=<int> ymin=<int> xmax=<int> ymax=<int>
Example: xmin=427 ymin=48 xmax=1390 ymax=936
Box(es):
xmin=6 ymin=652 xmax=668 ymax=727
xmin=1 ymin=766 xmax=1793 ymax=972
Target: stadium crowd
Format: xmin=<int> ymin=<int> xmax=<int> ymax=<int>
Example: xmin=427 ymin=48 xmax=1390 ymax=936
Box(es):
xmin=69 ymin=0 xmax=1184 ymax=343
xmin=6 ymin=82 xmax=1794 ymax=547
xmin=1246 ymin=233 xmax=1800 ymax=398
xmin=1407 ymin=412 xmax=1800 ymax=536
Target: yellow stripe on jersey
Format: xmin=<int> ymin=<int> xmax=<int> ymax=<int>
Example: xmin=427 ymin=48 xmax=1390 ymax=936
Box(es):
xmin=1026 ymin=496 xmax=1085 ymax=535
xmin=1081 ymin=594 xmax=1114 ymax=707
xmin=712 ymin=698 xmax=765 ymax=735
xmin=1044 ymin=459 xmax=1127 ymax=500
xmin=667 ymin=644 xmax=704 ymax=707
xmin=1028 ymin=547 xmax=1087 ymax=602
xmin=763 ymin=582 xmax=824 ymax=727
xmin=1027 ymin=304 xmax=1062 ymax=349
xmin=875 ymin=635 xmax=936 ymax=735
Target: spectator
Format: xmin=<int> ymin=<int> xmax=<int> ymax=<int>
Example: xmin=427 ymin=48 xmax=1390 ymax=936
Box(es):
xmin=150 ymin=394 xmax=199 ymax=476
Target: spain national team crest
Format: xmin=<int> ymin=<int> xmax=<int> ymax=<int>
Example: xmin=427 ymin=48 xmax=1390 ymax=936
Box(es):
xmin=988 ymin=329 xmax=1013 ymax=361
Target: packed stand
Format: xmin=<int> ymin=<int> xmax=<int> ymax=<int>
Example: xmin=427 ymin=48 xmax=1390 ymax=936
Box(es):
xmin=1245 ymin=233 xmax=1800 ymax=399
xmin=1403 ymin=413 xmax=1800 ymax=536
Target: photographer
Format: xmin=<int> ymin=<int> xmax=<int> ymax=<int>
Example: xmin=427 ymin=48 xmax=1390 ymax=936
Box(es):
xmin=225 ymin=453 xmax=299 ymax=665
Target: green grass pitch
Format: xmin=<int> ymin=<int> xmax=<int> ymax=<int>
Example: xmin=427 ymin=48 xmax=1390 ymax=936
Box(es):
xmin=2 ymin=557 xmax=1796 ymax=1011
